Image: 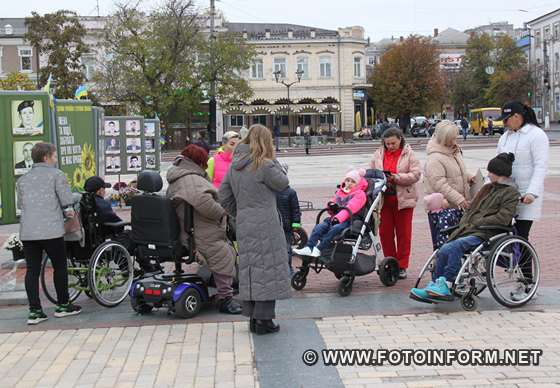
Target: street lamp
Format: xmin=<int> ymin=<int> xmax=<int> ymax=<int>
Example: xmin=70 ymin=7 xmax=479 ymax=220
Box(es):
xmin=274 ymin=69 xmax=304 ymax=146
xmin=326 ymin=103 xmax=333 ymax=135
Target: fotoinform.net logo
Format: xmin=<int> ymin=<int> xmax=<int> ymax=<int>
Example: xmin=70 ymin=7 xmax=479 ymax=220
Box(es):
xmin=302 ymin=348 xmax=543 ymax=367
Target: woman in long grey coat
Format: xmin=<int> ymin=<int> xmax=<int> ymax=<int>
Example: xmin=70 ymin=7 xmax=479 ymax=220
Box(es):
xmin=219 ymin=124 xmax=290 ymax=335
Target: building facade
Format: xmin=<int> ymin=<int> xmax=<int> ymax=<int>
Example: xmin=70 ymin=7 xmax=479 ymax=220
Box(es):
xmin=526 ymin=8 xmax=560 ymax=124
xmin=0 ymin=18 xmax=40 ymax=85
xmin=221 ymin=23 xmax=370 ymax=138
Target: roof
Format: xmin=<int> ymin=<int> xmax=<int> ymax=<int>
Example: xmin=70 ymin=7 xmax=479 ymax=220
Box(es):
xmin=525 ymin=8 xmax=560 ymax=25
xmin=0 ymin=18 xmax=27 ymax=37
xmin=225 ymin=22 xmax=338 ymax=40
xmin=433 ymin=28 xmax=469 ymax=45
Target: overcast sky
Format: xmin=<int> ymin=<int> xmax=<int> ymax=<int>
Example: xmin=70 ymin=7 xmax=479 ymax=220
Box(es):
xmin=4 ymin=0 xmax=559 ymax=40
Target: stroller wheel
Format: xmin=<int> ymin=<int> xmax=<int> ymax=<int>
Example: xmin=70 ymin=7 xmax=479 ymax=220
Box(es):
xmin=337 ymin=276 xmax=353 ymax=297
xmin=460 ymin=294 xmax=478 ymax=311
xmin=291 ymin=271 xmax=307 ymax=291
xmin=378 ymin=257 xmax=399 ymax=286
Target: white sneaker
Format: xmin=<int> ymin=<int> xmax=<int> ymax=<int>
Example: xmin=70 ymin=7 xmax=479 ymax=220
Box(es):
xmin=293 ymin=246 xmax=313 ymax=256
xmin=310 ymin=247 xmax=321 ymax=257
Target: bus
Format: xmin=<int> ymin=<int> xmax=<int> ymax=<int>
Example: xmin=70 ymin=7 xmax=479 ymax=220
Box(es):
xmin=469 ymin=108 xmax=505 ymax=135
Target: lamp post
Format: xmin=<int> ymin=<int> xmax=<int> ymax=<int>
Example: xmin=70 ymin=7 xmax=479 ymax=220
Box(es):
xmin=274 ymin=69 xmax=303 ymax=146
xmin=326 ymin=103 xmax=333 ymax=135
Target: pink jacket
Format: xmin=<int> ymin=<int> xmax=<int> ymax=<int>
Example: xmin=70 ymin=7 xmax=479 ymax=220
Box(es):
xmin=329 ymin=177 xmax=368 ymax=223
xmin=370 ymin=144 xmax=421 ymax=210
xmin=211 ymin=150 xmax=233 ymax=188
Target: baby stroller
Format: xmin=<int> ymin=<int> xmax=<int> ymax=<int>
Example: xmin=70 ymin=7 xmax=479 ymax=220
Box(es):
xmin=292 ymin=169 xmax=400 ymax=296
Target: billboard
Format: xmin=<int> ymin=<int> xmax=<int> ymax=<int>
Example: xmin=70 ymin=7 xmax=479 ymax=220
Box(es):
xmin=439 ymin=53 xmax=463 ymax=70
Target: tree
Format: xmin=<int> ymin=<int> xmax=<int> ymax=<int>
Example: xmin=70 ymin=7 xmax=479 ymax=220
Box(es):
xmin=369 ymin=36 xmax=443 ymax=131
xmin=94 ymin=0 xmax=254 ymax=131
xmin=25 ymin=10 xmax=89 ymax=99
xmin=0 ymin=72 xmax=35 ymax=90
xmin=451 ymin=33 xmax=531 ymax=109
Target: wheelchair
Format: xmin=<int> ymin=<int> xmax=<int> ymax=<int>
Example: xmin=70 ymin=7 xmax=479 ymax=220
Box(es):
xmin=412 ymin=222 xmax=540 ymax=311
xmin=292 ymin=169 xmax=400 ymax=297
xmin=40 ymin=190 xmax=134 ymax=308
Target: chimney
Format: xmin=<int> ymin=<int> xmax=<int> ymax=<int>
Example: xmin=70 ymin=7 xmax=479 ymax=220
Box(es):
xmin=434 ymin=28 xmax=439 ymax=37
xmin=310 ymin=29 xmax=316 ymax=38
xmin=399 ymin=36 xmax=404 ymax=42
xmin=242 ymin=29 xmax=248 ymax=39
xmin=265 ymin=28 xmax=270 ymax=39
xmin=288 ymin=29 xmax=293 ymax=39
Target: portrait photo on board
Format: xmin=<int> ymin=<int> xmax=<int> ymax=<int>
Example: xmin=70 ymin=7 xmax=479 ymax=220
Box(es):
xmin=145 ymin=138 xmax=155 ymax=152
xmin=144 ymin=122 xmax=156 ymax=137
xmin=104 ymin=120 xmax=120 ymax=136
xmin=105 ymin=137 xmax=121 ymax=154
xmin=126 ymin=119 xmax=141 ymax=136
xmin=12 ymin=100 xmax=44 ymax=136
xmin=14 ymin=141 xmax=40 ymax=175
xmin=127 ymin=155 xmax=141 ymax=171
xmin=145 ymin=155 xmax=156 ymax=169
xmin=126 ymin=137 xmax=142 ymax=153
xmin=105 ymin=156 xmax=121 ymax=173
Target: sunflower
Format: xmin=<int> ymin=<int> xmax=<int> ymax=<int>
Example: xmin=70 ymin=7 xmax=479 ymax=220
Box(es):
xmin=72 ymin=167 xmax=86 ymax=191
xmin=80 ymin=143 xmax=96 ymax=178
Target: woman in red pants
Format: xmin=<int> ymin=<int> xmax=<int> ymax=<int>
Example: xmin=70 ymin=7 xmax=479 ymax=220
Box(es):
xmin=371 ymin=127 xmax=421 ymax=279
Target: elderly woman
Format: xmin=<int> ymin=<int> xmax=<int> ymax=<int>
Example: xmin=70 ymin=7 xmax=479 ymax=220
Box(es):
xmin=371 ymin=127 xmax=421 ymax=279
xmin=219 ymin=124 xmax=290 ymax=335
xmin=207 ymin=131 xmax=241 ymax=188
xmin=166 ymin=144 xmax=242 ymax=315
xmin=424 ymin=120 xmax=473 ymax=249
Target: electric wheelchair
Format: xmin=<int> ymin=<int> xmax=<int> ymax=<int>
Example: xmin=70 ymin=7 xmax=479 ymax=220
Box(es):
xmin=412 ymin=221 xmax=540 ymax=311
xmin=292 ymin=169 xmax=400 ymax=297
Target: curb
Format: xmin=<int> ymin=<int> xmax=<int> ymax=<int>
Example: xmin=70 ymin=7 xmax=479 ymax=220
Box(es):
xmin=0 ymin=291 xmax=27 ymax=306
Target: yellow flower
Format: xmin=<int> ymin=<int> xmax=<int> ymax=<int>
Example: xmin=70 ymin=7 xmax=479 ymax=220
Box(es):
xmin=81 ymin=143 xmax=96 ymax=178
xmin=73 ymin=167 xmax=85 ymax=191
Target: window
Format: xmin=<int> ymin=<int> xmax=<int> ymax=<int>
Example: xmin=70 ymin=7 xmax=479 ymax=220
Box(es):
xmin=280 ymin=115 xmax=289 ymax=126
xmin=556 ymin=93 xmax=560 ymax=112
xmin=18 ymin=47 xmax=32 ymax=72
xmin=4 ymin=24 xmax=13 ymax=35
xmin=229 ymin=115 xmax=244 ymax=127
xmin=251 ymin=58 xmax=263 ymax=79
xmin=82 ymin=55 xmax=96 ymax=81
xmin=544 ymin=26 xmax=551 ymax=40
xmin=353 ymin=56 xmax=362 ymax=78
xmin=319 ymin=56 xmax=331 ymax=78
xmin=368 ymin=57 xmax=375 ymax=65
xmin=0 ymin=47 xmax=3 ymax=74
xmin=535 ymin=30 xmax=542 ymax=47
xmin=554 ymin=23 xmax=560 ymax=40
xmin=297 ymin=115 xmax=312 ymax=126
xmin=252 ymin=115 xmax=267 ymax=125
xmin=296 ymin=56 xmax=309 ymax=79
xmin=273 ymin=57 xmax=286 ymax=78
xmin=320 ymin=114 xmax=337 ymax=125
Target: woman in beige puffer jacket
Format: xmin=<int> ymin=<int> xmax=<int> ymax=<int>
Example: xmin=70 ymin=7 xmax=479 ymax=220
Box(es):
xmin=424 ymin=120 xmax=473 ymax=248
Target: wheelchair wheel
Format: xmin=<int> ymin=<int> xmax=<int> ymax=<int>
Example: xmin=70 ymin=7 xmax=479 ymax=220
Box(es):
xmin=292 ymin=228 xmax=308 ymax=249
xmin=131 ymin=298 xmax=153 ymax=315
xmin=175 ymin=288 xmax=202 ymax=318
xmin=88 ymin=241 xmax=134 ymax=308
xmin=460 ymin=294 xmax=477 ymax=311
xmin=486 ymin=236 xmax=539 ymax=308
xmin=40 ymin=254 xmax=84 ymax=304
xmin=291 ymin=271 xmax=307 ymax=290
xmin=378 ymin=257 xmax=399 ymax=287
xmin=337 ymin=276 xmax=353 ymax=297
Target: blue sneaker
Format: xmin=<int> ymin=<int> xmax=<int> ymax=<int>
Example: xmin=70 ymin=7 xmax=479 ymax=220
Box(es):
xmin=425 ymin=277 xmax=453 ymax=301
xmin=410 ymin=282 xmax=439 ymax=304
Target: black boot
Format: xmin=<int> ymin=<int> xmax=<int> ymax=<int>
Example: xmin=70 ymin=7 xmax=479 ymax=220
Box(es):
xmin=218 ymin=297 xmax=242 ymax=314
xmin=254 ymin=319 xmax=280 ymax=335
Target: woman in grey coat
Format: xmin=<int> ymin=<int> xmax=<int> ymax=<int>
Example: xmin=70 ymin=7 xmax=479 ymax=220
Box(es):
xmin=16 ymin=142 xmax=82 ymax=325
xmin=219 ymin=124 xmax=291 ymax=335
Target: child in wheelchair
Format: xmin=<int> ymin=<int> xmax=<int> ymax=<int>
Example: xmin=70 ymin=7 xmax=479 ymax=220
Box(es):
xmin=293 ymin=168 xmax=367 ymax=261
xmin=411 ymin=153 xmax=519 ymax=303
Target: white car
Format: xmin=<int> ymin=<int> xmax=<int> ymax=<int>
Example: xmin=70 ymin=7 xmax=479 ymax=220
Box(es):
xmin=454 ymin=119 xmax=470 ymax=132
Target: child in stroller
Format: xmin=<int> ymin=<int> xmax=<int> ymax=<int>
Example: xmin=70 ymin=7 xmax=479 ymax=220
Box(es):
xmin=293 ymin=168 xmax=367 ymax=261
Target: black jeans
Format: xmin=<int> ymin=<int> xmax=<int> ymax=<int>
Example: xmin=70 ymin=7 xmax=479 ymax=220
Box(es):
xmin=515 ymin=220 xmax=533 ymax=280
xmin=23 ymin=238 xmax=69 ymax=310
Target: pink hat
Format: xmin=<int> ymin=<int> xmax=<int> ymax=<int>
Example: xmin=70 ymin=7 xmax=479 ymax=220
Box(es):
xmin=345 ymin=168 xmax=366 ymax=183
xmin=424 ymin=193 xmax=445 ymax=212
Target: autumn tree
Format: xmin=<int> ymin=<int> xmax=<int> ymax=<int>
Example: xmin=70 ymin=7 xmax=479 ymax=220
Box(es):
xmin=0 ymin=72 xmax=35 ymax=90
xmin=94 ymin=0 xmax=254 ymax=132
xmin=369 ymin=36 xmax=444 ymax=131
xmin=25 ymin=10 xmax=89 ymax=99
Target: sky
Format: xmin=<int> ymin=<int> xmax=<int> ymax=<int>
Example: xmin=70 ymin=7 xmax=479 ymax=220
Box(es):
xmin=3 ymin=0 xmax=559 ymax=41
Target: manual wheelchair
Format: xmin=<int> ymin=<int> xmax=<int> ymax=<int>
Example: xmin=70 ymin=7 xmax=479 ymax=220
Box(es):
xmin=412 ymin=222 xmax=540 ymax=311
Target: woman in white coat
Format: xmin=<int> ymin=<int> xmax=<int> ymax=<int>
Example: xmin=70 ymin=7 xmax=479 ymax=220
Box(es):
xmin=496 ymin=101 xmax=549 ymax=296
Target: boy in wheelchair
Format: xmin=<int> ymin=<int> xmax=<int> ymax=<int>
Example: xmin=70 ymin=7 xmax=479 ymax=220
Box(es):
xmin=293 ymin=168 xmax=367 ymax=260
xmin=411 ymin=153 xmax=519 ymax=303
